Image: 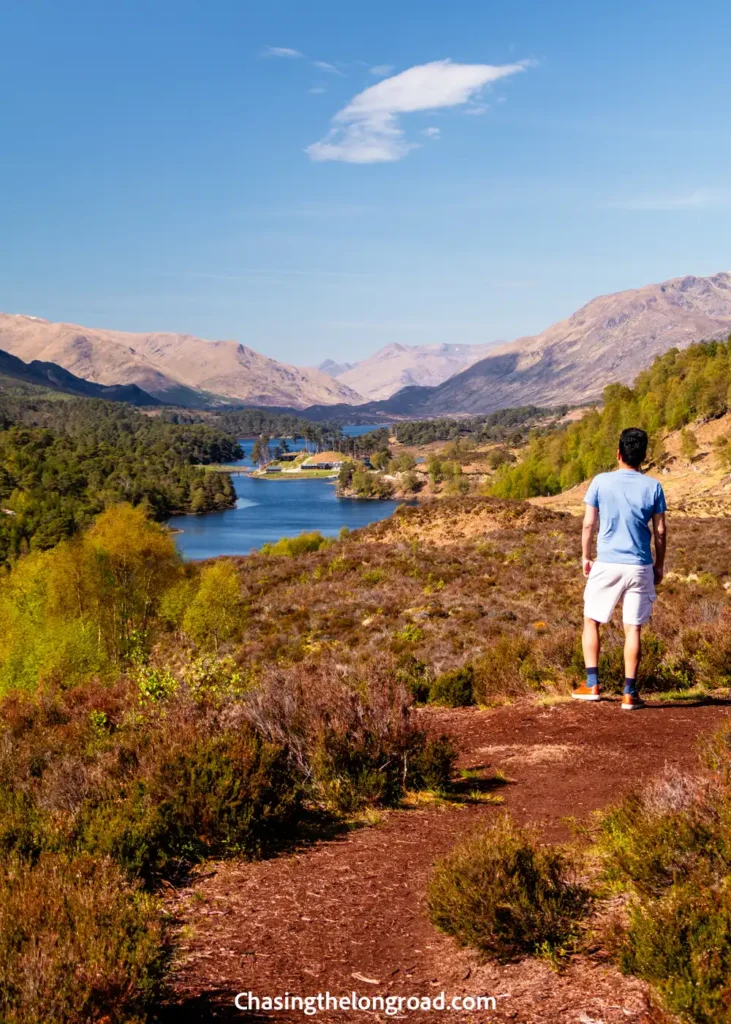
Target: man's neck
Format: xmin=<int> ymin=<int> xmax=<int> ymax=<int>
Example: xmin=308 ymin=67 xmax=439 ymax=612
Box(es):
xmin=617 ymin=461 xmax=639 ymax=472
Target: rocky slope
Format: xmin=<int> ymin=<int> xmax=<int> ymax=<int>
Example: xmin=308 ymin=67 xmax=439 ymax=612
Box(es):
xmin=377 ymin=272 xmax=731 ymax=416
xmin=0 ymin=314 xmax=363 ymax=409
xmin=331 ymin=341 xmax=499 ymax=401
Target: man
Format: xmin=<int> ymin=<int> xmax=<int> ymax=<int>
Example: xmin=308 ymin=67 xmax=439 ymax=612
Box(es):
xmin=572 ymin=427 xmax=667 ymax=710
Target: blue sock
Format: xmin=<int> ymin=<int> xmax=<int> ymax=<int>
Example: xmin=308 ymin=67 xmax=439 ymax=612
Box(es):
xmin=586 ymin=667 xmax=599 ymax=688
xmin=624 ymin=678 xmax=638 ymax=696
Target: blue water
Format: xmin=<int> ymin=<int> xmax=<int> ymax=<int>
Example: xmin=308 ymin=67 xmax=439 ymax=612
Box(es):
xmin=168 ymin=425 xmax=396 ymax=560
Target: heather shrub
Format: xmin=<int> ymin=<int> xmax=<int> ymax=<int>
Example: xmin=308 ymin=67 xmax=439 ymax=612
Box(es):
xmin=0 ymin=852 xmax=167 ymax=1024
xmin=472 ymin=635 xmax=534 ymax=702
xmin=598 ymin=767 xmax=730 ymax=898
xmin=246 ymin=661 xmax=456 ymax=812
xmin=427 ymin=816 xmax=588 ymax=959
xmin=429 ymin=665 xmax=475 ymax=707
xmin=618 ymin=878 xmax=731 ymax=1024
xmin=598 ymin=730 xmax=731 ymax=1022
xmin=80 ymin=724 xmax=301 ymax=883
xmin=0 ymin=681 xmax=302 ymax=884
xmin=395 ymin=654 xmax=433 ymax=703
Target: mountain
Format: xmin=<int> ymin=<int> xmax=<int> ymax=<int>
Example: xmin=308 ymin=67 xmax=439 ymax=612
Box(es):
xmin=0 ymin=347 xmax=159 ymax=405
xmin=331 ymin=342 xmax=499 ymax=401
xmin=373 ymin=272 xmax=731 ymax=416
xmin=0 ymin=314 xmax=363 ymax=409
xmin=317 ymin=358 xmax=354 ymax=377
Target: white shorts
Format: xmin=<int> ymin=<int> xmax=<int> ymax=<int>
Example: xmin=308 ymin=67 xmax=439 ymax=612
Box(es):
xmin=584 ymin=561 xmax=656 ymax=626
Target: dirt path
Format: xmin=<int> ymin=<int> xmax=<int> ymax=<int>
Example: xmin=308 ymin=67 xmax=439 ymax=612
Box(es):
xmin=165 ymin=699 xmax=730 ymax=1024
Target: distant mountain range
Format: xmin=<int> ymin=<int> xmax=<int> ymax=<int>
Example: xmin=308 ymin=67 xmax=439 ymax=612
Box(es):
xmin=4 ymin=272 xmax=731 ymax=417
xmin=0 ymin=315 xmax=362 ymax=409
xmin=366 ymin=272 xmax=731 ymax=417
xmin=317 ymin=342 xmax=500 ymax=401
xmin=0 ymin=348 xmax=159 ymax=405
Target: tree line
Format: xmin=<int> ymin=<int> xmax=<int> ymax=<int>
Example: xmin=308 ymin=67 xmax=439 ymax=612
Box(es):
xmin=393 ymin=406 xmax=569 ymax=446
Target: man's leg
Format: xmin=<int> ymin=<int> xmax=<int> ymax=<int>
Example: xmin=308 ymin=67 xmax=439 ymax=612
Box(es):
xmin=583 ymin=617 xmax=600 ymax=671
xmin=573 ymin=617 xmax=602 ymax=700
xmin=620 ymin=623 xmax=646 ymax=708
xmin=623 ymin=623 xmax=641 ymax=690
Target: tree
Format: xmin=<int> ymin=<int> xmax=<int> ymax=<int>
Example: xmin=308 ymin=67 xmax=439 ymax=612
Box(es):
xmin=251 ymin=436 xmax=271 ymax=467
xmin=84 ymin=504 xmax=181 ymax=664
xmin=183 ymin=561 xmax=242 ymax=652
xmin=680 ymin=426 xmax=699 ymax=464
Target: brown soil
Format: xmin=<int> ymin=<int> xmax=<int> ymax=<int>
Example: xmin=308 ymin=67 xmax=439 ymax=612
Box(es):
xmin=165 ymin=698 xmax=729 ymax=1024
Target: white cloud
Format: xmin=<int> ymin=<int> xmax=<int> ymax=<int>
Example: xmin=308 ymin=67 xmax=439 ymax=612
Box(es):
xmin=422 ymin=126 xmax=441 ymax=139
xmin=309 ymin=86 xmax=327 ymax=95
xmin=262 ymin=46 xmax=302 ymax=58
xmin=369 ymin=64 xmax=394 ymax=77
xmin=608 ymin=190 xmax=727 ymax=211
xmin=306 ymin=58 xmax=529 ymax=164
xmin=312 ymin=60 xmax=343 ymax=74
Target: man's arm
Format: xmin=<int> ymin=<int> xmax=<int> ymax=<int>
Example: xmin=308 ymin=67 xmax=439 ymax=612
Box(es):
xmin=652 ymin=512 xmax=666 ymax=584
xmin=582 ymin=504 xmax=598 ymax=577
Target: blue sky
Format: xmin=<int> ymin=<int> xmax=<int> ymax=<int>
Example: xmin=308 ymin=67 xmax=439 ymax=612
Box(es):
xmin=2 ymin=0 xmax=730 ymax=366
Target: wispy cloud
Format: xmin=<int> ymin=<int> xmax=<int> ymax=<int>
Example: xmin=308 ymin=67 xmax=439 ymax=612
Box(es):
xmin=422 ymin=126 xmax=441 ymax=139
xmin=309 ymin=86 xmax=327 ymax=95
xmin=306 ymin=59 xmax=530 ymax=164
xmin=369 ymin=64 xmax=393 ymax=77
xmin=312 ymin=60 xmax=343 ymax=75
xmin=262 ymin=45 xmax=302 ymax=58
xmin=609 ymin=190 xmax=728 ymax=211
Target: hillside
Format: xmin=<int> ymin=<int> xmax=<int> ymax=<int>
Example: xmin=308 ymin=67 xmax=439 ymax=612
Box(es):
xmin=0 ymin=347 xmax=159 ymax=405
xmin=329 ymin=341 xmax=499 ymax=401
xmin=0 ymin=314 xmax=363 ymax=409
xmin=375 ymin=272 xmax=731 ymax=416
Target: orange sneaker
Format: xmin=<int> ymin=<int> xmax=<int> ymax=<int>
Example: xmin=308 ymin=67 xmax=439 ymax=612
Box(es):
xmin=621 ymin=693 xmax=646 ymax=710
xmin=572 ymin=682 xmax=601 ymax=702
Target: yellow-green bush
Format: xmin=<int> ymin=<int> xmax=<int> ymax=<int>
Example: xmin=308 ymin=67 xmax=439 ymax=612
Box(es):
xmin=427 ymin=816 xmax=588 ymax=959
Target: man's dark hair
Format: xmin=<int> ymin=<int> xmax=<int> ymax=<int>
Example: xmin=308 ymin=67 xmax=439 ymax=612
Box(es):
xmin=618 ymin=427 xmax=648 ymax=468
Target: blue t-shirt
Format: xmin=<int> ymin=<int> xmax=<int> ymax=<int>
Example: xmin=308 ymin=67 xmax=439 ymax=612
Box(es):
xmin=584 ymin=470 xmax=667 ymax=566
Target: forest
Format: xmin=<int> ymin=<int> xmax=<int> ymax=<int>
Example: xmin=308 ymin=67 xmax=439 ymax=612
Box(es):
xmin=0 ymin=387 xmax=241 ymax=563
xmin=491 ymin=338 xmax=731 ymax=498
xmin=393 ymin=405 xmax=569 ymax=446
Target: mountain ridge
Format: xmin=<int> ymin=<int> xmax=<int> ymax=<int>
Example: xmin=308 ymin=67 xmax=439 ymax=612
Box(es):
xmin=329 ymin=341 xmax=501 ymax=400
xmin=0 ymin=347 xmax=160 ymax=405
xmin=371 ymin=272 xmax=731 ymax=416
xmin=0 ymin=314 xmax=363 ymax=409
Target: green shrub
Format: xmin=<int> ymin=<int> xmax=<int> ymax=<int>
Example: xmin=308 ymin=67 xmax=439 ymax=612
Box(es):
xmin=260 ymin=531 xmax=332 ymax=557
xmin=0 ymin=852 xmax=167 ymax=1024
xmin=427 ymin=816 xmax=588 ymax=959
xmin=598 ymin=770 xmax=730 ymax=898
xmin=395 ymin=654 xmax=432 ymax=703
xmin=0 ymin=683 xmax=302 ymax=885
xmin=472 ymin=636 xmax=534 ymax=702
xmin=618 ymin=878 xmax=731 ymax=1024
xmin=80 ymin=726 xmax=301 ymax=883
xmin=598 ymin=741 xmax=731 ymax=1022
xmin=429 ymin=666 xmax=474 ymax=707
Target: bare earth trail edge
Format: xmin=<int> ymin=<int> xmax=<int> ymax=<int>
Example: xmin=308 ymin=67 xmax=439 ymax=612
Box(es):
xmin=164 ymin=699 xmax=729 ymax=1024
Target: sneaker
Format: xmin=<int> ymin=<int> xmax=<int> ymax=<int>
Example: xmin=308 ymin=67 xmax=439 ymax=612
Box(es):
xmin=621 ymin=693 xmax=646 ymax=710
xmin=572 ymin=682 xmax=601 ymax=702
